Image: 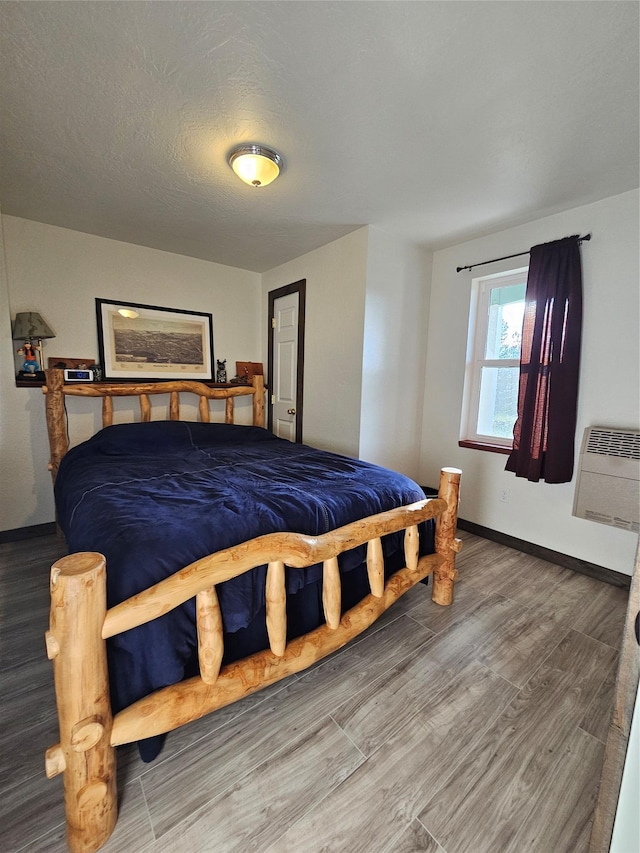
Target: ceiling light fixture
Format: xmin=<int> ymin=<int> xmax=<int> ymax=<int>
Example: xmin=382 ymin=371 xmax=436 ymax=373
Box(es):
xmin=228 ymin=144 xmax=282 ymax=188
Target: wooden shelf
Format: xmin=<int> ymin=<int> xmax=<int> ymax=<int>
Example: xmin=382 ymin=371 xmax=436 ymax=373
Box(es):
xmin=15 ymin=374 xmax=46 ymax=388
xmin=16 ymin=376 xmax=265 ymax=390
xmin=15 ymin=378 xmax=253 ymax=389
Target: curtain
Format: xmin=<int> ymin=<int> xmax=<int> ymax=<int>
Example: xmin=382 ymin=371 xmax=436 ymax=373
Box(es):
xmin=505 ymin=235 xmax=583 ymax=483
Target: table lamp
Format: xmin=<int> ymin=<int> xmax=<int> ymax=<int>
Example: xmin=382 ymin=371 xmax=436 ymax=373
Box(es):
xmin=12 ymin=311 xmax=56 ymax=380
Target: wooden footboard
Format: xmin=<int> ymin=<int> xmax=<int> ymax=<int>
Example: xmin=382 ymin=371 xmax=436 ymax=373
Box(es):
xmin=41 ymin=369 xmax=462 ymax=853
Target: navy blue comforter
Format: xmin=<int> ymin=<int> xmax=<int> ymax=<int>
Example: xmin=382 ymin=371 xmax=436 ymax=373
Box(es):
xmin=56 ymin=421 xmax=430 ymax=754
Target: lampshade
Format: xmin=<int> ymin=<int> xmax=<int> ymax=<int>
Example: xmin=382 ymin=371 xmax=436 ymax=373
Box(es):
xmin=12 ymin=312 xmax=55 ymax=340
xmin=228 ymin=144 xmax=282 ymax=187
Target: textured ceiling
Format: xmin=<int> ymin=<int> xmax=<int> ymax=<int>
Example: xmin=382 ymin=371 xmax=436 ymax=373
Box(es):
xmin=0 ymin=1 xmax=638 ymax=272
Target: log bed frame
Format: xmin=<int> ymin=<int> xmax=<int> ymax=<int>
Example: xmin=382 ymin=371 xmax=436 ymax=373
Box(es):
xmin=41 ymin=368 xmax=462 ymax=853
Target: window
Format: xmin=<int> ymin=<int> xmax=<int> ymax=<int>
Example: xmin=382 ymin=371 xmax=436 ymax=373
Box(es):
xmin=460 ymin=268 xmax=527 ymax=451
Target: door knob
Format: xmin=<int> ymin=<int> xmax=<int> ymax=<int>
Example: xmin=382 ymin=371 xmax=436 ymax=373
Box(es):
xmin=287 ymin=408 xmax=296 ymax=415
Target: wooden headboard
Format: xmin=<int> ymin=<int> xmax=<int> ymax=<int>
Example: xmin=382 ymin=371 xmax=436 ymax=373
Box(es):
xmin=42 ymin=368 xmax=265 ymax=483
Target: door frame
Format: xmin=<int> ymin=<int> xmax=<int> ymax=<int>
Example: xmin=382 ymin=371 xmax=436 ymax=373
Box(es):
xmin=268 ymin=279 xmax=306 ymax=443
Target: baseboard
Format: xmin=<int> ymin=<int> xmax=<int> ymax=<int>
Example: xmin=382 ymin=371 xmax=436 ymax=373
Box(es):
xmin=456 ymin=517 xmax=631 ymax=589
xmin=0 ymin=522 xmax=57 ymax=544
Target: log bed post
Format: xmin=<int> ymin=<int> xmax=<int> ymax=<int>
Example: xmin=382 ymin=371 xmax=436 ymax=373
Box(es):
xmin=432 ymin=466 xmax=463 ymax=606
xmin=252 ymin=374 xmax=265 ymax=427
xmin=45 ymin=552 xmax=117 ymax=853
xmin=44 ymin=367 xmax=69 ymax=483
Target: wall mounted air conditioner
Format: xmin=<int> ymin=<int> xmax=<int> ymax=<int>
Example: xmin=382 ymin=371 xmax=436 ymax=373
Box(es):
xmin=573 ymin=427 xmax=640 ymax=533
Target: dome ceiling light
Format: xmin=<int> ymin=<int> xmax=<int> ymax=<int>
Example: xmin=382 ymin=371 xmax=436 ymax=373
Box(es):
xmin=227 ymin=144 xmax=282 ymax=188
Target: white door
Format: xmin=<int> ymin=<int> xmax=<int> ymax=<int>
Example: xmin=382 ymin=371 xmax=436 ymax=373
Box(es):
xmin=272 ymin=291 xmax=299 ymax=441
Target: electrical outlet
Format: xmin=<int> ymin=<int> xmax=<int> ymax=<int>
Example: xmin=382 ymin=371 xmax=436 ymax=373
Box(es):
xmin=500 ymin=488 xmax=510 ymax=503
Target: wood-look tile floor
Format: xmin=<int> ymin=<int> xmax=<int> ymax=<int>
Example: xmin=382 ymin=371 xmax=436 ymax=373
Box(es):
xmin=0 ymin=531 xmax=629 ymax=853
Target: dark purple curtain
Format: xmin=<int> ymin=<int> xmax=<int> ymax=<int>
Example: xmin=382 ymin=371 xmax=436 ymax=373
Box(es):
xmin=505 ymin=235 xmax=583 ymax=483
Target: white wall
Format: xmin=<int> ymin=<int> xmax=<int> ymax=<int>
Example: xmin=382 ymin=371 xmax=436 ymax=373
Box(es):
xmin=261 ymin=226 xmax=432 ymax=477
xmin=0 ymin=206 xmax=21 ymax=529
xmin=261 ymin=228 xmax=369 ymax=458
xmin=0 ymin=216 xmax=261 ymax=532
xmin=359 ymin=227 xmax=431 ymax=478
xmin=419 ymin=190 xmax=640 ymax=575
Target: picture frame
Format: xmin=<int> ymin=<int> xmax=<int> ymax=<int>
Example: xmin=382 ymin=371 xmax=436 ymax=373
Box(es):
xmin=232 ymin=361 xmax=264 ymax=384
xmin=235 ymin=361 xmax=264 ymax=378
xmin=47 ymin=357 xmax=96 ymax=370
xmin=96 ymin=299 xmax=214 ymax=382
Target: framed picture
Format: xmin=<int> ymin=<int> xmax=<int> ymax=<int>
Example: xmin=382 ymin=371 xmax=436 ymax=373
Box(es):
xmin=96 ymin=299 xmax=214 ymax=382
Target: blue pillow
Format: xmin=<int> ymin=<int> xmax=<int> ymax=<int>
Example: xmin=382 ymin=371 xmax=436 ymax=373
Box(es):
xmin=90 ymin=421 xmax=276 ymax=455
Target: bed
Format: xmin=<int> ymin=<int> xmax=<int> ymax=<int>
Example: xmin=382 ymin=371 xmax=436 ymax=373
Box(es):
xmin=41 ymin=368 xmax=462 ymax=853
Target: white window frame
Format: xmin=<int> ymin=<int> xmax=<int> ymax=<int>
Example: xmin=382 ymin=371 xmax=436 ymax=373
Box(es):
xmin=460 ymin=267 xmax=528 ymax=450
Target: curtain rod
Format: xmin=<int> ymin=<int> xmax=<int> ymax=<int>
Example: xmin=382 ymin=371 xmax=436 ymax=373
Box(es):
xmin=456 ymin=233 xmax=591 ymax=273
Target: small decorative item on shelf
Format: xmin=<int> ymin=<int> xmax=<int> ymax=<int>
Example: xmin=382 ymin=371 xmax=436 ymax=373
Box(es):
xmin=230 ymin=361 xmax=263 ymax=384
xmin=19 ymin=341 xmax=40 ymax=373
xmin=230 ymin=366 xmax=250 ymax=385
xmin=216 ymin=359 xmax=227 ymax=383
xmin=13 ymin=311 xmax=55 ymax=385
